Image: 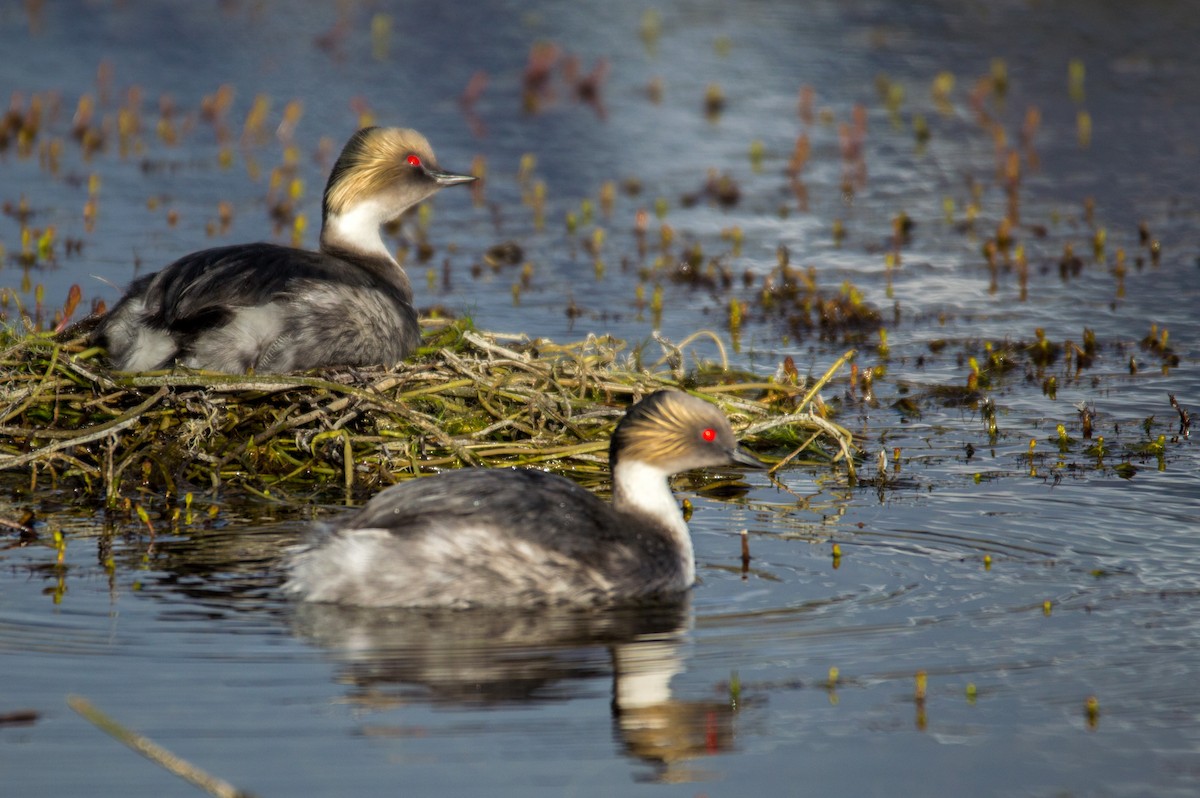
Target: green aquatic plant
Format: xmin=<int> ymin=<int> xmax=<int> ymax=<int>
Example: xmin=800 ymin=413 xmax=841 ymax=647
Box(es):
xmin=1052 ymin=423 xmax=1075 ymax=453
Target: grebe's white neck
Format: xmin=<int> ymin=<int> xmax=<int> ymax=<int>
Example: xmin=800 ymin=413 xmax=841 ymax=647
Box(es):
xmin=612 ymin=459 xmax=695 ymax=585
xmin=320 ymin=197 xmax=399 ymax=261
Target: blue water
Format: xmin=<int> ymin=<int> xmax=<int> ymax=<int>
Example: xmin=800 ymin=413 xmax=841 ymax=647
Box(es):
xmin=2 ymin=1 xmax=1199 ymax=795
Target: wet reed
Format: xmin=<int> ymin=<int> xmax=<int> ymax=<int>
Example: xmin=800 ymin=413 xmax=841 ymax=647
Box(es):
xmin=0 ymin=319 xmax=856 ymax=501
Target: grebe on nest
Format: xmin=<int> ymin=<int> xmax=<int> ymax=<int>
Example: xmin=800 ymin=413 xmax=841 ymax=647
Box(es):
xmin=93 ymin=126 xmax=475 ymax=373
xmin=284 ymin=390 xmax=766 ymax=608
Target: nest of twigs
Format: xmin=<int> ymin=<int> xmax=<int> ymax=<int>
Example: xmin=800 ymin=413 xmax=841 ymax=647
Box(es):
xmin=0 ymin=317 xmax=857 ymax=503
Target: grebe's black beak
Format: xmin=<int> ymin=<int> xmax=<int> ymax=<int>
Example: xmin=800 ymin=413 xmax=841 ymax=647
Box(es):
xmin=729 ymin=444 xmax=768 ymax=469
xmin=426 ymin=167 xmax=477 ymax=187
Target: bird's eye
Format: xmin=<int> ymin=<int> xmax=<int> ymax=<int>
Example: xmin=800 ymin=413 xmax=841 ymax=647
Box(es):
xmin=406 ymin=154 xmax=422 ymax=167
xmin=701 ymin=428 xmax=717 ymax=442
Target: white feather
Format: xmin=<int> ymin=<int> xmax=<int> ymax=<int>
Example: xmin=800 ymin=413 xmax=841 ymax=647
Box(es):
xmin=612 ymin=459 xmax=694 ymax=586
xmin=322 ymin=198 xmax=396 ymax=260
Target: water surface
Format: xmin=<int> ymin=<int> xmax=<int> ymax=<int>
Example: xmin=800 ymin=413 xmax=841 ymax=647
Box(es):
xmin=2 ymin=1 xmax=1199 ymax=796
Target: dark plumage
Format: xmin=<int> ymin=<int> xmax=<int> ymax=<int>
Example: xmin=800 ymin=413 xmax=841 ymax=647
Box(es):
xmin=284 ymin=390 xmax=766 ymax=608
xmin=93 ymin=127 xmax=475 ymax=373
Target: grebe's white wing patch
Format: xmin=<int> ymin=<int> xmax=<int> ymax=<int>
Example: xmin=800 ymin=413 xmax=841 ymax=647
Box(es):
xmin=100 ymin=297 xmax=178 ymax=371
xmin=121 ymin=327 xmax=177 ymax=372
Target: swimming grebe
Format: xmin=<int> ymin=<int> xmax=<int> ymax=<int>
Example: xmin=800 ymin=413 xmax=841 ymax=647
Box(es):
xmin=93 ymin=126 xmax=475 ymax=373
xmin=284 ymin=390 xmax=765 ymax=607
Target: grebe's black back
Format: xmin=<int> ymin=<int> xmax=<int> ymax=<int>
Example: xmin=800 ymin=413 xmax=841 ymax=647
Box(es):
xmin=284 ymin=390 xmax=766 ymax=608
xmin=94 ymin=126 xmax=475 ymax=373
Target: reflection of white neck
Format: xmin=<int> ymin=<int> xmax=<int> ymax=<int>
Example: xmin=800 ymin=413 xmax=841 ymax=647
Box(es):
xmin=612 ymin=459 xmax=694 ymax=585
xmin=612 ymin=640 xmax=684 ymax=710
xmin=321 ymin=198 xmax=395 ymax=260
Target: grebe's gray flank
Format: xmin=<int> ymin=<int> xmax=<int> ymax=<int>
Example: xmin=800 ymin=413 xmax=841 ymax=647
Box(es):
xmin=284 ymin=390 xmax=766 ymax=608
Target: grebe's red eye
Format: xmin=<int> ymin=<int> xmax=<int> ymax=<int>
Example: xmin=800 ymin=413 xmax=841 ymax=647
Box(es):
xmin=701 ymin=428 xmax=717 ymax=442
xmin=406 ymin=154 xmax=422 ymax=167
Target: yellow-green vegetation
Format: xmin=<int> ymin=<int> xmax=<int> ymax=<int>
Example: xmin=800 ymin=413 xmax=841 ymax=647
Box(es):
xmin=0 ymin=319 xmax=857 ymax=503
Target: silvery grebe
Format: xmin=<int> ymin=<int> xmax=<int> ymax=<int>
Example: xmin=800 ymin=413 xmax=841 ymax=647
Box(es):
xmin=284 ymin=390 xmax=765 ymax=608
xmin=93 ymin=126 xmax=475 ymax=373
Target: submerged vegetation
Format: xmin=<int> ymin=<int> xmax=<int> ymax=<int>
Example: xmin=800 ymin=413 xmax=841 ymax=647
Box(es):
xmin=0 ymin=318 xmax=857 ymax=503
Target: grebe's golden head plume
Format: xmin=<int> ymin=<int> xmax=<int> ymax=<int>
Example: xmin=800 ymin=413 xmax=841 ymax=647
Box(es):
xmin=610 ymin=390 xmax=765 ymax=473
xmin=322 ymin=127 xmax=475 ymax=222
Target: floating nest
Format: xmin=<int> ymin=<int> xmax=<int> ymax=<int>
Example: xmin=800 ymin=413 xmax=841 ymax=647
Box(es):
xmin=0 ymin=317 xmax=857 ymax=503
